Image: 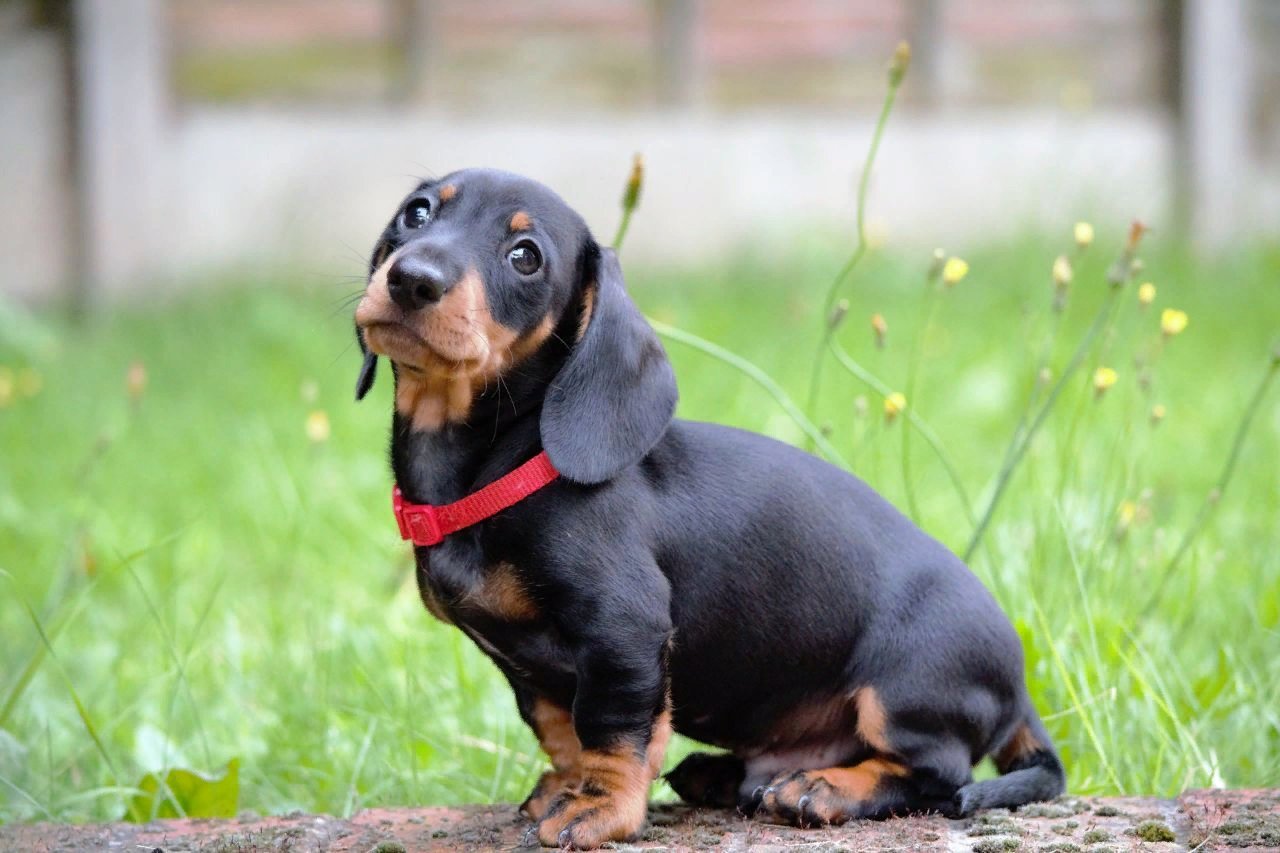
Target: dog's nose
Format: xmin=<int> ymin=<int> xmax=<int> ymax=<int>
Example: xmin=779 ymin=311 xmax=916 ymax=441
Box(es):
xmin=387 ymin=255 xmax=449 ymax=311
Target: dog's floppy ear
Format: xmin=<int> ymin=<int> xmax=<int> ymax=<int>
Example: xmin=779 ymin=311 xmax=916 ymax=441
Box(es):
xmin=354 ymin=325 xmax=378 ymax=401
xmin=541 ymin=244 xmax=677 ymax=484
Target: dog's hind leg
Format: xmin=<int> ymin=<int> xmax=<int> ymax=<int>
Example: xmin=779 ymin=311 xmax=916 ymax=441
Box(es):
xmin=746 ymin=741 xmax=972 ymax=827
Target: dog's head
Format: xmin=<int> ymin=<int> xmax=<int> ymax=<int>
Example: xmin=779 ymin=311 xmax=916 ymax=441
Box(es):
xmin=354 ymin=168 xmax=677 ymax=483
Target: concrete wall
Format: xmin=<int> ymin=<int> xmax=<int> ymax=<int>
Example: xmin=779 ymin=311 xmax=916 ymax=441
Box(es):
xmin=166 ymin=107 xmax=1182 ymax=282
xmin=15 ymin=96 xmax=1280 ymax=302
xmin=0 ymin=30 xmax=71 ymax=302
xmin=2 ymin=0 xmax=1279 ymax=304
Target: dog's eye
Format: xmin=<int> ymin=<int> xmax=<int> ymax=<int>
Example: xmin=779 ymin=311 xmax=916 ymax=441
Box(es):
xmin=403 ymin=200 xmax=432 ymax=229
xmin=508 ymin=242 xmax=542 ymax=276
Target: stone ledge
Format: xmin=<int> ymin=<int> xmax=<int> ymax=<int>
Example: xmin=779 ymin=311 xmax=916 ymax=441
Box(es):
xmin=1 ymin=790 xmax=1276 ymax=851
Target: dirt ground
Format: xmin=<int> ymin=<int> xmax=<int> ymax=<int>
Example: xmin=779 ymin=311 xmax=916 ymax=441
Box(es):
xmin=2 ymin=789 xmax=1277 ymax=852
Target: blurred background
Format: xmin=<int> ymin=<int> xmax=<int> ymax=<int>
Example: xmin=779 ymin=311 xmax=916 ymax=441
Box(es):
xmin=2 ymin=0 xmax=1279 ymax=305
xmin=3 ymin=0 xmax=1279 ymax=828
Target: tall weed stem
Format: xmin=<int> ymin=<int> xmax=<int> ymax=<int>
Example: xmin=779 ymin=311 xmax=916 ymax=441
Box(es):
xmin=804 ymin=43 xmax=909 ymax=434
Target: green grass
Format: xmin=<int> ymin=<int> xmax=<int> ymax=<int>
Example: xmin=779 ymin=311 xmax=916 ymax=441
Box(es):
xmin=1 ymin=232 xmax=1278 ymax=824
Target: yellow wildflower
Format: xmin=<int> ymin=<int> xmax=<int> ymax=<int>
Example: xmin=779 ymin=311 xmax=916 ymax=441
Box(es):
xmin=1073 ymin=221 xmax=1094 ymax=248
xmin=306 ymin=410 xmax=331 ymax=443
xmin=884 ymin=391 xmax=907 ymax=423
xmin=1151 ymin=403 xmax=1166 ymax=425
xmin=1161 ymin=308 xmax=1188 ymax=337
xmin=870 ymin=313 xmax=888 ymax=349
xmin=1092 ymin=367 xmax=1118 ymax=397
xmin=942 ymin=257 xmax=968 ymax=287
xmin=1137 ymin=282 xmax=1156 ymax=307
xmin=1114 ymin=499 xmax=1150 ymax=540
xmin=1052 ymin=255 xmax=1072 ymax=288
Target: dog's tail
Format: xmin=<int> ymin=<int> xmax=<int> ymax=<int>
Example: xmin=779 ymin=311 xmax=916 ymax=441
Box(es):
xmin=953 ymin=707 xmax=1065 ymax=815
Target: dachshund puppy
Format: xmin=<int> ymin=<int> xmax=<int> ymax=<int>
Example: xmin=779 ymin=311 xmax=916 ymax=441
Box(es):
xmin=353 ymin=169 xmax=1064 ymax=849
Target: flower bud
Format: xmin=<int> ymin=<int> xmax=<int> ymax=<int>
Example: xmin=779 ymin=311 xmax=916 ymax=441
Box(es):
xmin=827 ymin=299 xmax=850 ymax=330
xmin=126 ymin=362 xmax=148 ymax=402
xmin=888 ymin=41 xmax=911 ymax=87
xmin=1126 ymin=219 xmax=1148 ymax=253
xmin=621 ymin=153 xmax=644 ymax=213
xmin=1052 ymin=255 xmax=1072 ymax=288
xmin=926 ymin=248 xmax=946 ymax=282
xmin=870 ymin=312 xmax=888 ymax=348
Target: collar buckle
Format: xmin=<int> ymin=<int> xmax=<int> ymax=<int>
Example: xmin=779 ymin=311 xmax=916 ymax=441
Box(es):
xmin=393 ymin=486 xmax=443 ymax=546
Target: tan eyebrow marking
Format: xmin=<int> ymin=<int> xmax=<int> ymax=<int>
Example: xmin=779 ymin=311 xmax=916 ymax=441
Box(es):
xmin=509 ymin=210 xmax=533 ymax=232
xmin=438 ymin=184 xmax=457 ymax=203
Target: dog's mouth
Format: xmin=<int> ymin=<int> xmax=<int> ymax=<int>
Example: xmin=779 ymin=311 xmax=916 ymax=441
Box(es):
xmin=358 ymin=314 xmax=490 ymax=375
xmin=361 ymin=320 xmax=426 ymax=365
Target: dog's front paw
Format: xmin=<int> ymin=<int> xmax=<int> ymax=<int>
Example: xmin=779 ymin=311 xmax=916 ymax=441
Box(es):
xmin=535 ymin=789 xmax=646 ymax=849
xmin=520 ymin=769 xmax=579 ymax=822
xmin=534 ymin=749 xmax=651 ymax=849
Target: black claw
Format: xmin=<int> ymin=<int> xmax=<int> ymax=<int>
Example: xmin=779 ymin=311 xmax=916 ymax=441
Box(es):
xmin=739 ymin=784 xmax=767 ymax=817
xmin=796 ymin=794 xmax=815 ymax=827
xmin=558 ymin=827 xmax=573 ymax=849
xmin=798 ymin=793 xmax=833 ymax=828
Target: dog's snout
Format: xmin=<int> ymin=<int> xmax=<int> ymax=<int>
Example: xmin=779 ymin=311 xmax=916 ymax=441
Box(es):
xmin=387 ymin=255 xmax=449 ymax=311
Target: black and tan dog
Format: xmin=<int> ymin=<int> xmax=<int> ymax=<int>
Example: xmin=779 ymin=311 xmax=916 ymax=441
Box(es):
xmin=353 ymin=169 xmax=1064 ymax=849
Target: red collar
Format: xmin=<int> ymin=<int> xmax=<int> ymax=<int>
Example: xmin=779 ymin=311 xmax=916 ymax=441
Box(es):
xmin=393 ymin=451 xmax=560 ymax=547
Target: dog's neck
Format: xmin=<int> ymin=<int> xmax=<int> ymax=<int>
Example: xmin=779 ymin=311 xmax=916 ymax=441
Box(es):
xmin=388 ymin=343 xmax=566 ymax=505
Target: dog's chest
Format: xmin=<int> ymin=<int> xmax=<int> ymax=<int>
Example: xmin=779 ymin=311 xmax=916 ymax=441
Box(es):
xmin=415 ymin=547 xmax=532 ymax=620
xmin=414 ymin=548 xmax=572 ymax=683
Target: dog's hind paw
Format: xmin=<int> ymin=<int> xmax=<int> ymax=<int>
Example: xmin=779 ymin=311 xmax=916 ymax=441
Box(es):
xmin=665 ymin=752 xmax=745 ymax=809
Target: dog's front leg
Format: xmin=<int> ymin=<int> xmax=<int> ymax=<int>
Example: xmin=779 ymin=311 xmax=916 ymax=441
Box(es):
xmin=534 ymin=563 xmax=672 ymax=849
